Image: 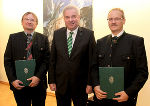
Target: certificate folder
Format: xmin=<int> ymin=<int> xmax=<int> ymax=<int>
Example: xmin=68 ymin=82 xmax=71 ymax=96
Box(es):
xmin=15 ymin=59 xmax=36 ymax=86
xmin=99 ymin=67 xmax=124 ymax=99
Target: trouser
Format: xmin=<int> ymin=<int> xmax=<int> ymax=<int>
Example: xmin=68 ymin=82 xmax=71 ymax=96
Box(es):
xmin=13 ymin=86 xmax=46 ymax=106
xmin=56 ymin=87 xmax=88 ymax=106
xmin=93 ymin=97 xmax=137 ymax=106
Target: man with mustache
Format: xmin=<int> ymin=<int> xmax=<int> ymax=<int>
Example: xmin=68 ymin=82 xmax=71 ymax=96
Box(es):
xmin=92 ymin=8 xmax=148 ymax=106
xmin=48 ymin=5 xmax=96 ymax=106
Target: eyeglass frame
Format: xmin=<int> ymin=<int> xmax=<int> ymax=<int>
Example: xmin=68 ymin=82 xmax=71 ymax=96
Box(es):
xmin=24 ymin=18 xmax=37 ymax=23
xmin=107 ymin=17 xmax=124 ymax=22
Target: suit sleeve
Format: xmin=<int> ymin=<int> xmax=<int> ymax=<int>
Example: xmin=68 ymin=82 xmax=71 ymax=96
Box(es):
xmin=4 ymin=35 xmax=17 ymax=83
xmin=87 ymin=31 xmax=97 ymax=85
xmin=90 ymin=40 xmax=100 ymax=87
xmin=48 ymin=32 xmax=56 ymax=84
xmin=125 ymin=37 xmax=148 ymax=97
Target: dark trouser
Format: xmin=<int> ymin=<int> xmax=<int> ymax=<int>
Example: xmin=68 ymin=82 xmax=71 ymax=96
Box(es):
xmin=56 ymin=87 xmax=88 ymax=106
xmin=13 ymin=86 xmax=46 ymax=106
xmin=93 ymin=97 xmax=137 ymax=106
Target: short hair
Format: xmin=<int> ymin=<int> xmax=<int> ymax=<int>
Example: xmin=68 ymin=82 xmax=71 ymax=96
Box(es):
xmin=108 ymin=8 xmax=125 ymax=19
xmin=63 ymin=5 xmax=80 ymax=16
xmin=21 ymin=12 xmax=38 ymax=24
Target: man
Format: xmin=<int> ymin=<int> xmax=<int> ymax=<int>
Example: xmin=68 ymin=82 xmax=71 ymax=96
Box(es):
xmin=48 ymin=5 xmax=96 ymax=106
xmin=92 ymin=8 xmax=148 ymax=106
xmin=4 ymin=12 xmax=50 ymax=106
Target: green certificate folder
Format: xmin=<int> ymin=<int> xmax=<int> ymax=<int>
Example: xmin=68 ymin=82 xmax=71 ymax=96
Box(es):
xmin=99 ymin=67 xmax=124 ymax=99
xmin=15 ymin=59 xmax=36 ymax=86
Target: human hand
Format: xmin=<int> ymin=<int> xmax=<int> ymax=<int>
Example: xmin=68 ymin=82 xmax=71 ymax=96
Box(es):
xmin=112 ymin=91 xmax=129 ymax=102
xmin=94 ymin=86 xmax=107 ymax=100
xmin=12 ymin=80 xmax=24 ymax=90
xmin=49 ymin=83 xmax=56 ymax=91
xmin=27 ymin=76 xmax=40 ymax=87
xmin=86 ymin=85 xmax=93 ymax=94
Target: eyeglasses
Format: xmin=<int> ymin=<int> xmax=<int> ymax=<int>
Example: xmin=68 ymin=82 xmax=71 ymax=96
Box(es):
xmin=24 ymin=18 xmax=36 ymax=22
xmin=107 ymin=17 xmax=123 ymax=22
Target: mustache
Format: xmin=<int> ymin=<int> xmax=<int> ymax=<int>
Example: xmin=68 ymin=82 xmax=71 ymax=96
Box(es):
xmin=70 ymin=22 xmax=75 ymax=24
xmin=111 ymin=24 xmax=117 ymax=26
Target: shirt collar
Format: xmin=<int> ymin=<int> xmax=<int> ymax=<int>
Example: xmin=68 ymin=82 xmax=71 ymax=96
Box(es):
xmin=67 ymin=27 xmax=78 ymax=36
xmin=112 ymin=30 xmax=124 ymax=37
xmin=24 ymin=31 xmax=34 ymax=36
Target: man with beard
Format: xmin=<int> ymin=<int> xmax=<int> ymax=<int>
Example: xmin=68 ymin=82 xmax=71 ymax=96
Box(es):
xmin=92 ymin=8 xmax=148 ymax=106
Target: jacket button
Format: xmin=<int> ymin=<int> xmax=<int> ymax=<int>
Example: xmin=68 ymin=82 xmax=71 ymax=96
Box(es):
xmin=99 ymin=55 xmax=102 ymax=57
xmin=41 ymin=48 xmax=43 ymax=50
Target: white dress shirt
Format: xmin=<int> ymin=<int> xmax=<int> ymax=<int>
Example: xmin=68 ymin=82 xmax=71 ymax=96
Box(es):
xmin=67 ymin=27 xmax=78 ymax=47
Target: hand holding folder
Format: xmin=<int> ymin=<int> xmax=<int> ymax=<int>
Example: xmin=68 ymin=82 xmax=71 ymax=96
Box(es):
xmin=15 ymin=59 xmax=36 ymax=86
xmin=94 ymin=86 xmax=107 ymax=100
xmin=99 ymin=67 xmax=124 ymax=99
xmin=112 ymin=91 xmax=129 ymax=102
xmin=27 ymin=76 xmax=40 ymax=87
xmin=12 ymin=80 xmax=25 ymax=90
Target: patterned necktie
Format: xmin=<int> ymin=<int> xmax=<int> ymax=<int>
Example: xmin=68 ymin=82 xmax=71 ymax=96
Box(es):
xmin=112 ymin=36 xmax=118 ymax=44
xmin=67 ymin=32 xmax=74 ymax=56
xmin=26 ymin=34 xmax=33 ymax=60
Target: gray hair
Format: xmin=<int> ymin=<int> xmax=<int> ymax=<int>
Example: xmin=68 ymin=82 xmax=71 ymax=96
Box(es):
xmin=63 ymin=5 xmax=80 ymax=16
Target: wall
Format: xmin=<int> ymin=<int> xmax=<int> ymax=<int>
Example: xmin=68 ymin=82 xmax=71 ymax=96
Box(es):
xmin=0 ymin=0 xmax=43 ymax=82
xmin=0 ymin=0 xmax=150 ymax=106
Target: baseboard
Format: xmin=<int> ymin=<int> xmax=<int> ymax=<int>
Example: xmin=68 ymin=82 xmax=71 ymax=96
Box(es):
xmin=0 ymin=81 xmax=55 ymax=97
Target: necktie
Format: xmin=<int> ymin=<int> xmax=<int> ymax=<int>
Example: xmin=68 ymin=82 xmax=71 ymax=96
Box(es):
xmin=112 ymin=36 xmax=118 ymax=44
xmin=67 ymin=32 xmax=74 ymax=56
xmin=26 ymin=34 xmax=33 ymax=60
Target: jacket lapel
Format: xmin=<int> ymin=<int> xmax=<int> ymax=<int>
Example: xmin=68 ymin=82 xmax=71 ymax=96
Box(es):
xmin=104 ymin=34 xmax=112 ymax=54
xmin=19 ymin=32 xmax=29 ymax=60
xmin=69 ymin=27 xmax=83 ymax=58
xmin=62 ymin=28 xmax=70 ymax=59
xmin=31 ymin=32 xmax=38 ymax=59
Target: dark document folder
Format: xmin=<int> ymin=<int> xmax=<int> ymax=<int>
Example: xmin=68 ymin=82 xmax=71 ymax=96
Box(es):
xmin=15 ymin=59 xmax=36 ymax=86
xmin=99 ymin=67 xmax=124 ymax=99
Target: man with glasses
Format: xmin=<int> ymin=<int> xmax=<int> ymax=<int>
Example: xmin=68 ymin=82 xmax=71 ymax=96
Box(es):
xmin=92 ymin=8 xmax=148 ymax=106
xmin=4 ymin=12 xmax=50 ymax=106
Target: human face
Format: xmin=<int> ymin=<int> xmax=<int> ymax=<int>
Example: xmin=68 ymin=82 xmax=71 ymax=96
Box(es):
xmin=63 ymin=8 xmax=80 ymax=31
xmin=107 ymin=10 xmax=125 ymax=35
xmin=22 ymin=14 xmax=37 ymax=32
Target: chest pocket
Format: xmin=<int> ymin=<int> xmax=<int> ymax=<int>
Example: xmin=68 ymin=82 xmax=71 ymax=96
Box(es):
xmin=32 ymin=41 xmax=45 ymax=58
xmin=122 ymin=55 xmax=135 ymax=61
xmin=35 ymin=40 xmax=45 ymax=52
xmin=122 ymin=54 xmax=136 ymax=67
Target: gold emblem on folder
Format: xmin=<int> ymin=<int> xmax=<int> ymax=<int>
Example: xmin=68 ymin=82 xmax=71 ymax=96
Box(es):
xmin=109 ymin=76 xmax=114 ymax=84
xmin=24 ymin=68 xmax=29 ymax=74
